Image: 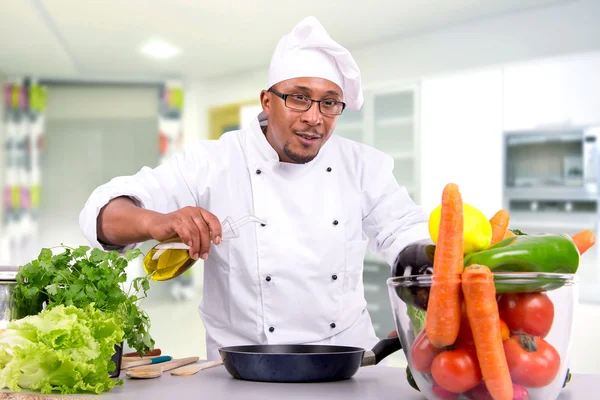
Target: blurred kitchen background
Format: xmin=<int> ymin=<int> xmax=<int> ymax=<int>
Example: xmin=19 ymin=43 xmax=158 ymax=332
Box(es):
xmin=1 ymin=0 xmax=600 ymax=373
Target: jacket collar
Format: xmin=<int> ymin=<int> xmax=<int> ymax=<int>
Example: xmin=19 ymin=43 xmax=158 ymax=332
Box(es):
xmin=247 ymin=111 xmax=280 ymax=163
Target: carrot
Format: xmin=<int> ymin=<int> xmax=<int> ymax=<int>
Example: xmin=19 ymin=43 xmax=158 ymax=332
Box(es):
xmin=426 ymin=183 xmax=464 ymax=348
xmin=571 ymin=230 xmax=596 ymax=255
xmin=462 ymin=265 xmax=513 ymax=400
xmin=489 ymin=210 xmax=510 ymax=246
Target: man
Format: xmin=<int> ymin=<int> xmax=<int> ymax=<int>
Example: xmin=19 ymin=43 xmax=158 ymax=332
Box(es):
xmin=79 ymin=16 xmax=430 ymax=360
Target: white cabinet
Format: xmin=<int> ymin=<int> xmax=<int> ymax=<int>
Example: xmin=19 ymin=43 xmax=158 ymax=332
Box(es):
xmin=373 ymin=89 xmax=419 ymax=199
xmin=335 ymin=84 xmax=420 ymax=202
xmin=420 ymin=69 xmax=504 ymax=218
xmin=334 ymin=103 xmax=364 ymax=144
xmin=503 ymin=52 xmax=600 ymax=131
xmin=564 ymin=54 xmax=600 ymax=127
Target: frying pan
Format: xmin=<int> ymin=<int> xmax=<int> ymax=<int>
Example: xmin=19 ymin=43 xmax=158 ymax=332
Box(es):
xmin=217 ymin=336 xmax=401 ymax=383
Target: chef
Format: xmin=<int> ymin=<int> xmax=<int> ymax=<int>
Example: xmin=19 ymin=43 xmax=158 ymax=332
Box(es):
xmin=79 ymin=16 xmax=430 ymax=360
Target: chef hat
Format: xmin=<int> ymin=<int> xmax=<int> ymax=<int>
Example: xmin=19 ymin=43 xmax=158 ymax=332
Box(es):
xmin=267 ymin=16 xmax=364 ymax=111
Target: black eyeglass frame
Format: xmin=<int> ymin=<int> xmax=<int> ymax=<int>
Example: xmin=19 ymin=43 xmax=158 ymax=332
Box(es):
xmin=267 ymin=88 xmax=346 ymax=116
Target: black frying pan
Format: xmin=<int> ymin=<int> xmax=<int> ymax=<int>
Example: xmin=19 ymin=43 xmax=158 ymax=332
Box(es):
xmin=217 ymin=336 xmax=401 ymax=383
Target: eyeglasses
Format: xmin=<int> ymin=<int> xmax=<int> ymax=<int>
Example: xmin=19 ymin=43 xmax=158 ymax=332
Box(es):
xmin=268 ymin=88 xmax=346 ymax=116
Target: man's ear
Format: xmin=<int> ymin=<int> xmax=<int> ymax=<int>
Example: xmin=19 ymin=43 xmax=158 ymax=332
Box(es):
xmin=260 ymin=90 xmax=270 ymax=116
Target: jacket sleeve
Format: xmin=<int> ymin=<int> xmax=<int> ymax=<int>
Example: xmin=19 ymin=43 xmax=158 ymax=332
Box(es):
xmin=78 ymin=146 xmax=210 ymax=251
xmin=361 ymin=153 xmax=431 ymax=268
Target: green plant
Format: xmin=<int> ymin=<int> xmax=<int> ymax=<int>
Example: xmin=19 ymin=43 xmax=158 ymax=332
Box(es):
xmin=13 ymin=245 xmax=154 ymax=355
xmin=0 ymin=304 xmax=124 ymax=394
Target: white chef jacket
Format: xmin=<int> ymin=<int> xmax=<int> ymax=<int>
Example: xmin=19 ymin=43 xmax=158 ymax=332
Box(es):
xmin=79 ymin=112 xmax=430 ymax=360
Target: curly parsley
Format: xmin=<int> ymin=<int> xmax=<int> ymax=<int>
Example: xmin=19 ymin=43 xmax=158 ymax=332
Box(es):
xmin=13 ymin=246 xmax=154 ymax=355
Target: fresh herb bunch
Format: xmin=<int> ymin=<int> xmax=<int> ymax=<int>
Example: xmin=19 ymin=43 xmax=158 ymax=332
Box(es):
xmin=13 ymin=245 xmax=154 ymax=355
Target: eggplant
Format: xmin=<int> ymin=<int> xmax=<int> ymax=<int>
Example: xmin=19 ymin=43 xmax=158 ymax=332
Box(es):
xmin=392 ymin=238 xmax=435 ymax=311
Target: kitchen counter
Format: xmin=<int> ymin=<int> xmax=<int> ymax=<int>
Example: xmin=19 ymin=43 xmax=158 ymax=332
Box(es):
xmin=0 ymin=364 xmax=594 ymax=399
xmin=4 ymin=363 xmax=590 ymax=400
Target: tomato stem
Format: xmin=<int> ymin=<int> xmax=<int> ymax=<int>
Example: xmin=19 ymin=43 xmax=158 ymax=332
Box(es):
xmin=519 ymin=334 xmax=538 ymax=352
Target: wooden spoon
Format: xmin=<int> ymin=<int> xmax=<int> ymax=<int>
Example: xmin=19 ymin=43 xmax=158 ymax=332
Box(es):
xmin=171 ymin=359 xmax=224 ymax=376
xmin=126 ymin=357 xmax=199 ymax=379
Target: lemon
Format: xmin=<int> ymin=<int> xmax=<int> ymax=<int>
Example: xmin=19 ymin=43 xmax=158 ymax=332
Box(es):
xmin=428 ymin=203 xmax=492 ymax=254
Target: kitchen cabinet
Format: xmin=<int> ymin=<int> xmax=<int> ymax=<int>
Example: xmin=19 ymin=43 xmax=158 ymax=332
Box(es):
xmin=335 ymin=84 xmax=420 ymax=203
xmin=503 ymin=52 xmax=600 ymax=131
xmin=334 ymin=103 xmax=363 ymax=144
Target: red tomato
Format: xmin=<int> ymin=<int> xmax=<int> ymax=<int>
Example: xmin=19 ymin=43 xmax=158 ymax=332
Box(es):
xmin=503 ymin=335 xmax=561 ymax=388
xmin=410 ymin=329 xmax=442 ymax=374
xmin=431 ymin=348 xmax=482 ymax=393
xmin=498 ymin=292 xmax=554 ymax=338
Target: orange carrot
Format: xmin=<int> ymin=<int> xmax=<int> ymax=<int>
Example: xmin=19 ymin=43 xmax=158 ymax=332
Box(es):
xmin=503 ymin=229 xmax=516 ymax=239
xmin=426 ymin=183 xmax=464 ymax=348
xmin=462 ymin=265 xmax=513 ymax=400
xmin=489 ymin=210 xmax=510 ymax=246
xmin=571 ymin=230 xmax=596 ymax=255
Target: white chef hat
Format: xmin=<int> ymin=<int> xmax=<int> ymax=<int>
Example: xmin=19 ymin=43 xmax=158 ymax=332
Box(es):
xmin=267 ymin=16 xmax=364 ymax=111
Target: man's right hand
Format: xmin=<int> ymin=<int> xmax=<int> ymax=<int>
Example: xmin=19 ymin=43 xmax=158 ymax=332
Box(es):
xmin=144 ymin=206 xmax=223 ymax=261
xmin=97 ymin=198 xmax=223 ymax=260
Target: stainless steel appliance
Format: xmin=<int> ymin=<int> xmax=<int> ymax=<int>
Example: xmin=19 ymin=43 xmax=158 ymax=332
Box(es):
xmin=504 ymin=126 xmax=600 ymax=199
xmin=503 ymin=126 xmax=600 ymax=301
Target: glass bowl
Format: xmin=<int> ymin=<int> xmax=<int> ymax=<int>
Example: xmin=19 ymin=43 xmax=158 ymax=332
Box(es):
xmin=387 ymin=272 xmax=577 ymax=400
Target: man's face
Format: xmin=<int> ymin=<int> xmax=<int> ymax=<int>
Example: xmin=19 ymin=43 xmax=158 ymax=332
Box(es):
xmin=260 ymin=77 xmax=344 ymax=164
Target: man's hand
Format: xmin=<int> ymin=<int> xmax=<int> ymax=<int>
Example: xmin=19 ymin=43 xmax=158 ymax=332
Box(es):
xmin=145 ymin=206 xmax=222 ymax=260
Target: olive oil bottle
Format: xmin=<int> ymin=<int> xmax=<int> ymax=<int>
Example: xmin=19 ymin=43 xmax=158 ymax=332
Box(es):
xmin=143 ymin=239 xmax=197 ymax=281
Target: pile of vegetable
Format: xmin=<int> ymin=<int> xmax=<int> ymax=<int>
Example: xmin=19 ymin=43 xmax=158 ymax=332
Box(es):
xmin=0 ymin=304 xmax=124 ymax=394
xmin=1 ymin=245 xmax=154 ymax=394
xmin=396 ymin=183 xmax=595 ymax=400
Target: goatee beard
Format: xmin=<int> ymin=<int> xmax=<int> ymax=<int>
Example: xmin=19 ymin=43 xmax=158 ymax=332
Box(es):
xmin=283 ymin=144 xmax=318 ymax=164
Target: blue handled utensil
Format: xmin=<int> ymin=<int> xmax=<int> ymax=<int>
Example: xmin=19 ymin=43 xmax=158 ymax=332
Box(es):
xmin=122 ymin=355 xmax=172 ymax=369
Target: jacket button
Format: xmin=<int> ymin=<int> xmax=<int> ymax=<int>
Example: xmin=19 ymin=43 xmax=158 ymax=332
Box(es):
xmin=330 ymin=323 xmax=336 ymax=329
xmin=332 ymin=220 xmax=339 ymax=226
xmin=326 ymin=167 xmax=332 ymax=172
xmin=261 ymin=223 xmax=266 ymax=227
xmin=269 ymin=327 xmax=275 ymax=333
xmin=256 ymin=169 xmax=262 ymax=175
xmin=266 ymin=276 xmax=271 ymax=282
xmin=332 ymin=274 xmax=338 ymax=280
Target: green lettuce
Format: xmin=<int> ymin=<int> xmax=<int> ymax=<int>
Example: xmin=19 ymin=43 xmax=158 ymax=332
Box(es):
xmin=407 ymin=305 xmax=426 ymax=336
xmin=0 ymin=304 xmax=124 ymax=394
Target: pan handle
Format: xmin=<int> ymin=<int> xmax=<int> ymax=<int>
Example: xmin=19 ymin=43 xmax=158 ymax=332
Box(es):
xmin=360 ymin=335 xmax=402 ymax=367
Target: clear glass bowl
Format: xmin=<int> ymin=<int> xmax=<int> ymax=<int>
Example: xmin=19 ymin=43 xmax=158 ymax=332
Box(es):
xmin=387 ymin=272 xmax=577 ymax=400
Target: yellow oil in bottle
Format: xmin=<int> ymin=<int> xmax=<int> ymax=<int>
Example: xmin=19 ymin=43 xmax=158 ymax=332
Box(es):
xmin=144 ymin=247 xmax=197 ymax=281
